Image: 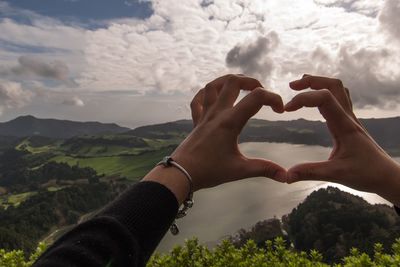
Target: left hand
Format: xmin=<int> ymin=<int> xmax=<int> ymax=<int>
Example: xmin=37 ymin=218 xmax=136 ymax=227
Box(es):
xmin=171 ymin=74 xmax=287 ymax=191
xmin=284 ymin=74 xmax=400 ymax=206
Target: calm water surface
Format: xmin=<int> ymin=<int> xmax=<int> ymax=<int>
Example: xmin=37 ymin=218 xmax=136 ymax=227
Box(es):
xmin=158 ymin=142 xmax=395 ymax=251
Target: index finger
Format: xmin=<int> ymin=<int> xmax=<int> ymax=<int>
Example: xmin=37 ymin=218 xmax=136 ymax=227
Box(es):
xmin=285 ymin=90 xmax=357 ymax=136
xmin=289 ymin=75 xmax=352 ymax=114
xmin=217 ymin=74 xmax=263 ymax=109
xmin=232 ymin=88 xmax=284 ymax=130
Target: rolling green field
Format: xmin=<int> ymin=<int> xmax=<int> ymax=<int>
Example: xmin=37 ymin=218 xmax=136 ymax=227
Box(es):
xmin=51 ymin=146 xmax=176 ymax=180
xmin=1 ymin=133 xmax=180 ymax=210
xmin=0 ymin=191 xmax=38 ymax=208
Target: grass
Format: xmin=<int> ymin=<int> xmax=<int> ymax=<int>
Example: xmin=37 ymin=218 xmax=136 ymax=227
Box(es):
xmin=52 ymin=146 xmax=176 ymax=180
xmin=6 ymin=191 xmax=38 ymax=207
xmin=62 ymin=144 xmax=148 ymax=157
xmin=47 ymin=186 xmax=68 ymax=192
xmin=144 ymin=138 xmax=182 ymax=148
xmin=15 ymin=139 xmax=60 ymax=154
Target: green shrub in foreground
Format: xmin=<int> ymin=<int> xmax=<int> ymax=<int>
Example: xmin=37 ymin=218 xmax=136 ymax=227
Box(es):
xmin=2 ymin=237 xmax=400 ymax=267
xmin=0 ymin=242 xmax=46 ymax=267
xmin=148 ymin=237 xmax=400 ymax=267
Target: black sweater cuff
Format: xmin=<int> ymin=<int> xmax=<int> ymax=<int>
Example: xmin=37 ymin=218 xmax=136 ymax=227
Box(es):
xmin=98 ymin=181 xmax=179 ymax=261
xmin=395 ymin=206 xmax=400 ymax=216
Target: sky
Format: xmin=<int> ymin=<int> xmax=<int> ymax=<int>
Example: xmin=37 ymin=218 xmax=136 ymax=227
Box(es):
xmin=0 ymin=0 xmax=399 ymax=128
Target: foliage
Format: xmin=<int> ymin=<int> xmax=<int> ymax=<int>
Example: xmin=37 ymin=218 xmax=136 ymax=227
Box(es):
xmin=0 ymin=183 xmax=125 ymax=253
xmin=287 ymin=187 xmax=400 ymax=263
xmin=148 ymin=237 xmax=400 ymax=267
xmin=1 ymin=234 xmax=400 ymax=266
xmin=225 ymin=187 xmax=400 ymax=264
xmin=229 ymin=218 xmax=287 ymax=248
xmin=0 ymin=242 xmax=46 ymax=267
xmin=0 ymin=149 xmax=100 ymax=192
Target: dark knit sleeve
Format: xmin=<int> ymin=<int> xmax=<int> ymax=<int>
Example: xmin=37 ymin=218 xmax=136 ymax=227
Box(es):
xmin=395 ymin=206 xmax=400 ymax=216
xmin=33 ymin=181 xmax=179 ymax=267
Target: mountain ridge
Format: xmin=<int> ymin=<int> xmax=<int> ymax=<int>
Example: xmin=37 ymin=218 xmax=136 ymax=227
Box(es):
xmin=0 ymin=115 xmax=130 ymax=139
xmin=2 ymin=115 xmax=400 ymax=156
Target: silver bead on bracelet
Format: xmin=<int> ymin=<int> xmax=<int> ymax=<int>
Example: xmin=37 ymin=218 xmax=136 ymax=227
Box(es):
xmin=157 ymin=156 xmax=194 ymax=235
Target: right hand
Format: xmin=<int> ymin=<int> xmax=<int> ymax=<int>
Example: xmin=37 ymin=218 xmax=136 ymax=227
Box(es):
xmin=284 ymin=74 xmax=400 ymax=207
xmin=171 ymin=74 xmax=286 ymax=192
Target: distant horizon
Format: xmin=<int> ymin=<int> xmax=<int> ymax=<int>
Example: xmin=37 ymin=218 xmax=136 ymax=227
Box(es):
xmin=2 ymin=113 xmax=400 ymax=130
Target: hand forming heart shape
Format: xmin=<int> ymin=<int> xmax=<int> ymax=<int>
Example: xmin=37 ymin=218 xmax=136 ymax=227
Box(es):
xmin=170 ymin=74 xmax=400 ymax=207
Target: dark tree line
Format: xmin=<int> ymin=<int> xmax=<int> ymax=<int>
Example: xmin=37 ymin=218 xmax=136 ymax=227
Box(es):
xmin=0 ymin=182 xmax=127 ymax=253
xmin=230 ymin=187 xmax=400 ymax=264
xmin=0 ymin=149 xmax=100 ymax=192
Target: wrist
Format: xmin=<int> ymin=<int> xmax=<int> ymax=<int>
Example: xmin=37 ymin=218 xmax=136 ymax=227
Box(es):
xmin=378 ymin=160 xmax=400 ymax=207
xmin=142 ymin=165 xmax=190 ymax=205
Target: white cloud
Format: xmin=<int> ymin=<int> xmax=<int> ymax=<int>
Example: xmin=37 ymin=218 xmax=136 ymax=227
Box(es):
xmin=62 ymin=96 xmax=84 ymax=107
xmin=0 ymin=80 xmax=33 ymax=114
xmin=226 ymin=31 xmax=279 ymax=82
xmin=1 ymin=55 xmax=73 ymax=81
xmin=299 ymin=44 xmax=400 ymax=108
xmin=1 ymin=0 xmax=400 ymax=123
xmin=379 ymin=0 xmax=400 ymax=42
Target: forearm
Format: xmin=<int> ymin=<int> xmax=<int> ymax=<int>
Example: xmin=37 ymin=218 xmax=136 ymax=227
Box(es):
xmin=34 ymin=180 xmax=179 ymax=267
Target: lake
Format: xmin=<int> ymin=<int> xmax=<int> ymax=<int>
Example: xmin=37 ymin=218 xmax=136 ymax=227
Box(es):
xmin=157 ymin=142 xmax=395 ymax=251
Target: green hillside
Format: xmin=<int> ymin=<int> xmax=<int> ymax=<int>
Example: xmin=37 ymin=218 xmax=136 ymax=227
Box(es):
xmin=51 ymin=145 xmax=176 ymax=180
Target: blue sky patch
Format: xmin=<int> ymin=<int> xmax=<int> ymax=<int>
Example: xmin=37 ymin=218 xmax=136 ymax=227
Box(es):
xmin=0 ymin=40 xmax=70 ymax=54
xmin=2 ymin=0 xmax=153 ymax=23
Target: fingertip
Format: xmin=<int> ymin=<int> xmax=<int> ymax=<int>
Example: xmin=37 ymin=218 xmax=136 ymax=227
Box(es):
xmin=284 ymin=101 xmax=296 ymax=112
xmin=286 ymin=171 xmax=299 ymax=184
xmin=289 ymin=80 xmax=300 ymax=89
xmin=268 ymin=91 xmax=284 ymax=113
xmin=272 ymin=100 xmax=285 ymax=114
xmin=274 ymin=170 xmax=287 ymax=183
xmin=273 ymin=106 xmax=284 ymax=114
xmin=289 ymin=80 xmax=307 ymax=91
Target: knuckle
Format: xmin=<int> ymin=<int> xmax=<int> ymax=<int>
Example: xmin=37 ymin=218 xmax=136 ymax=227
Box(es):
xmin=332 ymin=78 xmax=344 ymax=88
xmin=204 ymin=82 xmax=213 ymax=92
xmin=225 ymin=74 xmax=238 ymax=84
xmin=252 ymin=87 xmax=265 ymax=98
xmin=320 ymin=89 xmax=334 ymax=102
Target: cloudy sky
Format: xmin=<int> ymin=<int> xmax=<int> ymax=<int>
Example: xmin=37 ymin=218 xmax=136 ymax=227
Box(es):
xmin=0 ymin=0 xmax=399 ymax=128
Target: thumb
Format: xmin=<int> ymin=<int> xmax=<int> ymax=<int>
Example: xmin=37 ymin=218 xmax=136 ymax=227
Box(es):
xmin=287 ymin=161 xmax=335 ymax=183
xmin=240 ymin=158 xmax=287 ymax=182
xmin=286 ymin=161 xmax=337 ymax=184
